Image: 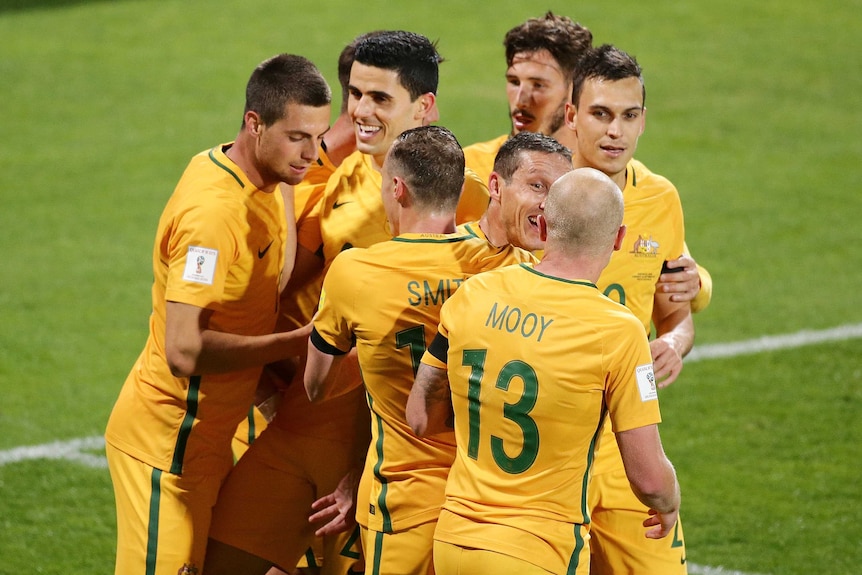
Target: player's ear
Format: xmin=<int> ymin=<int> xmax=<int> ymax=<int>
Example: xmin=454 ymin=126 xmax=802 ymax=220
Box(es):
xmin=245 ymin=111 xmax=264 ymax=137
xmin=639 ymin=106 xmax=647 ymax=136
xmin=613 ymin=224 xmax=627 ymax=251
xmin=393 ymin=176 xmax=409 ymax=205
xmin=564 ymin=102 xmax=577 ymax=130
xmin=488 ymin=172 xmax=502 ymax=202
xmin=416 ymin=92 xmax=436 ymax=124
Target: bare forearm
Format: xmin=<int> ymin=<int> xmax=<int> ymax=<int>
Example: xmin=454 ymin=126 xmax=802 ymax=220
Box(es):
xmin=407 ymin=364 xmax=451 ymax=436
xmin=174 ymin=326 xmax=310 ymax=377
xmin=653 ymin=295 xmax=695 ymax=358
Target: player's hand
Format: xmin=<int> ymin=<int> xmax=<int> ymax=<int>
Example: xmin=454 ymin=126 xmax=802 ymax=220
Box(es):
xmin=308 ymin=468 xmax=360 ymax=536
xmin=656 ymin=255 xmax=700 ymax=303
xmin=649 ymin=337 xmax=684 ymax=389
xmin=643 ymin=508 xmax=680 ymax=539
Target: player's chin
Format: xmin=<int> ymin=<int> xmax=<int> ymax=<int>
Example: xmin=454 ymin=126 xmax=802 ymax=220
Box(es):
xmin=281 ymin=167 xmax=309 ymax=185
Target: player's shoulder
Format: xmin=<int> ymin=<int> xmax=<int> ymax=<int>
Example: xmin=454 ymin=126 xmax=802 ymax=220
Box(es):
xmin=628 ymin=158 xmax=678 ymax=192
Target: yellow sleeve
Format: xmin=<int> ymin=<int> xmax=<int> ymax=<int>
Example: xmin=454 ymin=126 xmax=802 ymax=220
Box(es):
xmin=691 ymin=264 xmax=712 ymax=313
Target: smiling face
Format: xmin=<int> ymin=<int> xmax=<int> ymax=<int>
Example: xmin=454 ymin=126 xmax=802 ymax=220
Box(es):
xmin=566 ymin=75 xmax=646 ymax=189
xmin=254 ymin=102 xmax=331 ymax=186
xmin=506 ymin=49 xmax=571 ymax=138
xmin=490 ymin=149 xmax=573 ymax=251
xmin=347 ymin=62 xmax=431 ymax=168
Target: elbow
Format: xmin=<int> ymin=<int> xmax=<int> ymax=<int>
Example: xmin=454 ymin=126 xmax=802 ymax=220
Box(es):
xmin=629 ymin=473 xmax=680 ymax=514
xmin=407 ymin=411 xmax=428 ymax=437
xmin=303 ymin=376 xmax=323 ymax=403
xmin=165 ymin=346 xmax=197 ymax=378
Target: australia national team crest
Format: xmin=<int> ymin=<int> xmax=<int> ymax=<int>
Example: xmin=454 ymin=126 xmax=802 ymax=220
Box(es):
xmin=630 ymin=233 xmax=660 ymax=258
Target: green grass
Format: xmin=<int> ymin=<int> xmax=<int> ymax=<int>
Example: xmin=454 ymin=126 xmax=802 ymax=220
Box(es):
xmin=1 ymin=1 xmax=860 ymax=573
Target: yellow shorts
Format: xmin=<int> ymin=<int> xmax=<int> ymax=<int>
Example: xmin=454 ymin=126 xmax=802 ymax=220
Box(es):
xmin=588 ymin=466 xmax=687 ymax=575
xmin=106 ymin=442 xmax=223 ymax=575
xmin=361 ymin=521 xmax=435 ymax=575
xmin=230 ymin=404 xmax=269 ymax=461
xmin=432 ymin=540 xmax=559 ymax=575
xmin=209 ymin=422 xmax=365 ymax=573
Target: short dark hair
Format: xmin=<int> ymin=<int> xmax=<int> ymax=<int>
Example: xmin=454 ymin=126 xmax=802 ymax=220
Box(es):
xmin=493 ymin=131 xmax=572 ymax=182
xmin=387 ymin=126 xmax=465 ymax=212
xmin=337 ymin=31 xmax=385 ymax=111
xmin=244 ymin=54 xmax=331 ymax=126
xmin=504 ymin=12 xmax=592 ymax=84
xmin=571 ymin=44 xmax=645 ymax=108
xmin=353 ymin=30 xmax=442 ymax=100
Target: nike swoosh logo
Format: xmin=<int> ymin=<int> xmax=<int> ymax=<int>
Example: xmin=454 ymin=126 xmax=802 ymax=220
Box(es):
xmin=258 ymin=240 xmax=273 ymax=259
xmin=681 ymin=555 xmax=687 ymax=565
xmin=332 ymin=200 xmax=352 ymax=209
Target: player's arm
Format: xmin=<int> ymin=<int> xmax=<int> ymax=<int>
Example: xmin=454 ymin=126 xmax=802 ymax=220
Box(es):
xmin=164 ymin=301 xmax=311 ymax=377
xmin=407 ymin=329 xmax=454 ymax=436
xmin=616 ymin=424 xmax=681 ymax=539
xmin=303 ymin=327 xmax=349 ymax=402
xmin=407 ymin=362 xmax=452 ymax=437
xmin=650 ymin=288 xmax=694 ymax=388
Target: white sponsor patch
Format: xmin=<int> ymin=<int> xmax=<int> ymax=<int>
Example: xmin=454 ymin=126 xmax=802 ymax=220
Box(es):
xmin=636 ymin=363 xmax=658 ymax=402
xmin=182 ymin=246 xmax=218 ymax=285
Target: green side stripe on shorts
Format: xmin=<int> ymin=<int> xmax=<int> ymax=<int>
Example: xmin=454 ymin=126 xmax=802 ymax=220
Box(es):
xmin=340 ymin=524 xmax=362 ymax=560
xmin=146 ymin=468 xmax=162 ymax=575
xmin=372 ymin=530 xmax=385 ymax=575
xmin=246 ymin=406 xmax=256 ymax=445
xmin=567 ymin=524 xmax=585 ymax=575
xmin=303 ymin=547 xmax=319 ymax=568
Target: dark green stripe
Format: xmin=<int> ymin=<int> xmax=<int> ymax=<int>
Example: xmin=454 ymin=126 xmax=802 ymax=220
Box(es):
xmin=171 ymin=375 xmax=201 ymax=474
xmin=246 ymin=406 xmax=256 ymax=445
xmin=340 ymin=524 xmax=362 ymax=560
xmin=567 ymin=523 xmax=585 ymax=575
xmin=519 ymin=263 xmax=597 ymax=288
xmin=391 ymin=233 xmax=473 ymax=244
xmin=372 ymin=530 xmax=385 ymax=575
xmin=303 ymin=547 xmax=319 ymax=568
xmin=582 ymin=405 xmax=608 ymax=525
xmin=461 ymin=222 xmax=481 ymax=238
xmin=146 ymin=468 xmax=162 ymax=575
xmin=208 ymin=147 xmax=244 ymax=188
xmin=368 ymin=394 xmax=392 ymax=533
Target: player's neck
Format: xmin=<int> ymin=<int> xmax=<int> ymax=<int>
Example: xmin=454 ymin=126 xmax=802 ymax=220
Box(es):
xmin=399 ymin=213 xmax=457 ymax=236
xmin=534 ymin=251 xmax=603 ymax=284
xmin=478 ymin=208 xmax=508 ymax=248
xmin=227 ymin=135 xmax=276 ymax=192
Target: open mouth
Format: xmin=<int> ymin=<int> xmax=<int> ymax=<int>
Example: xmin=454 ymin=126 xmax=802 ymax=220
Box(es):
xmin=512 ymin=111 xmax=535 ymax=130
xmin=356 ymin=123 xmax=381 ymax=138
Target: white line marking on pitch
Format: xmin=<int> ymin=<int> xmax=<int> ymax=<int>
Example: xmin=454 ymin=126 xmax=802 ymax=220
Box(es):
xmin=0 ymin=435 xmax=106 ymax=468
xmin=689 ymin=564 xmax=769 ymax=575
xmin=686 ymin=322 xmax=862 ymax=363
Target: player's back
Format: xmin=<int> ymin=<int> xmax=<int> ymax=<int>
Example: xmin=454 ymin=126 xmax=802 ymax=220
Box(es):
xmin=434 ymin=262 xmax=656 ymax=573
xmin=317 ymin=231 xmax=532 ymax=532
